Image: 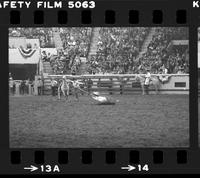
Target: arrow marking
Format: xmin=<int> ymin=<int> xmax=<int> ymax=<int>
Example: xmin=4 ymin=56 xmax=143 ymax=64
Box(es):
xmin=121 ymin=165 xmax=136 ymax=171
xmin=24 ymin=165 xmax=38 ymax=172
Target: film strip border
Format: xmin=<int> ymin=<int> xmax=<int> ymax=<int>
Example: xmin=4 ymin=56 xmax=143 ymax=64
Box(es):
xmin=6 ymin=9 xmax=188 ymax=25
xmin=10 ymin=150 xmax=188 ymax=165
xmin=0 ymin=0 xmax=194 ymax=26
xmin=0 ymin=149 xmax=197 ymax=174
xmin=1 ymin=0 xmax=200 ymax=174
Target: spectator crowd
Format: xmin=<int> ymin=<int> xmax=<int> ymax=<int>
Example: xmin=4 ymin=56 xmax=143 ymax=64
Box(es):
xmin=86 ymin=27 xmax=149 ymax=74
xmin=9 ymin=27 xmax=189 ymax=75
xmin=42 ymin=28 xmax=92 ymax=74
xmin=86 ymin=27 xmax=189 ymax=74
xmin=137 ymin=27 xmax=189 ymax=74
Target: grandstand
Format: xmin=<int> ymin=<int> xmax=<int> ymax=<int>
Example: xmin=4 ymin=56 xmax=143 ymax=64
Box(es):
xmin=9 ymin=27 xmax=189 ymax=75
xmin=9 ymin=27 xmax=189 ymax=95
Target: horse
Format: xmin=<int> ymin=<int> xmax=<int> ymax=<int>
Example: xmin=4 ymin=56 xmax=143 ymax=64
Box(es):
xmin=57 ymin=77 xmax=71 ymax=100
xmin=135 ymin=74 xmax=160 ymax=95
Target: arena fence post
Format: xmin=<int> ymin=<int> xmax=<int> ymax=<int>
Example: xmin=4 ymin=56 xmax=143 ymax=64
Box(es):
xmin=98 ymin=78 xmax=101 ymax=91
xmin=109 ymin=78 xmax=113 ymax=95
xmin=120 ymin=81 xmax=124 ymax=95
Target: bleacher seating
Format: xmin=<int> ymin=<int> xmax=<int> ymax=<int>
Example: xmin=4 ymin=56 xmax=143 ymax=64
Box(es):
xmin=86 ymin=27 xmax=189 ymax=74
xmin=9 ymin=27 xmax=189 ymax=75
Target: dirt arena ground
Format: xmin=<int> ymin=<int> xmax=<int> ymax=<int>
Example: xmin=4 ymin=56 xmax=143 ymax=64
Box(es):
xmin=9 ymin=94 xmax=189 ymax=148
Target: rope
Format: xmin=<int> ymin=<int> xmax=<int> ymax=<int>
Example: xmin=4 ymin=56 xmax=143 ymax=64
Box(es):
xmin=77 ymin=87 xmax=92 ymax=95
xmin=76 ymin=87 xmax=98 ymax=98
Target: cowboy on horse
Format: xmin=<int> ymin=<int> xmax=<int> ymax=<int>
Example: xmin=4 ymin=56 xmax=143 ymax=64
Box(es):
xmin=144 ymin=68 xmax=151 ymax=95
xmin=135 ymin=69 xmax=160 ymax=95
xmin=57 ymin=76 xmax=71 ymax=100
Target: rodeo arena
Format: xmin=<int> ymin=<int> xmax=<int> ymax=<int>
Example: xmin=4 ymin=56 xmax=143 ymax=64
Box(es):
xmin=9 ymin=27 xmax=189 ymax=148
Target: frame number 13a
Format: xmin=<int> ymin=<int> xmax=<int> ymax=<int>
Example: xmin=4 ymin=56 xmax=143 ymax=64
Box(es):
xmin=41 ymin=165 xmax=60 ymax=173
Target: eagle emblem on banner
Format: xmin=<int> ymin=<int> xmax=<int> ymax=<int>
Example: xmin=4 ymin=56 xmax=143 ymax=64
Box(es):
xmin=18 ymin=46 xmax=36 ymax=58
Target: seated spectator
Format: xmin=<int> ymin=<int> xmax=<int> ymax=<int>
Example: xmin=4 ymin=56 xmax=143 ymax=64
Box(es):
xmin=41 ymin=51 xmax=47 ymax=62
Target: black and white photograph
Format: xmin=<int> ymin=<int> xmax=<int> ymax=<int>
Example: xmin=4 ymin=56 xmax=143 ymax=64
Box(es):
xmin=9 ymin=27 xmax=189 ymax=148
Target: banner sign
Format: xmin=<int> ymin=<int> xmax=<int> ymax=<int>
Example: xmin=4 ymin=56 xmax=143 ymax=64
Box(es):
xmin=9 ymin=48 xmax=40 ymax=64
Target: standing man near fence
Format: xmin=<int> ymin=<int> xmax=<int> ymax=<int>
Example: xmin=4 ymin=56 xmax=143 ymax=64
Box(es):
xmin=51 ymin=78 xmax=58 ymax=96
xmin=25 ymin=79 xmax=30 ymax=94
xmin=20 ymin=80 xmax=26 ymax=95
xmin=87 ymin=78 xmax=93 ymax=95
xmin=37 ymin=78 xmax=43 ymax=96
xmin=144 ymin=68 xmax=151 ymax=95
xmin=9 ymin=75 xmax=14 ymax=95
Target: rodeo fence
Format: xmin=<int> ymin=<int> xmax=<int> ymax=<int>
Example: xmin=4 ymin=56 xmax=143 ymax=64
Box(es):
xmin=43 ymin=74 xmax=189 ymax=95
